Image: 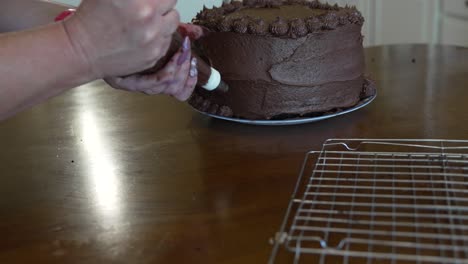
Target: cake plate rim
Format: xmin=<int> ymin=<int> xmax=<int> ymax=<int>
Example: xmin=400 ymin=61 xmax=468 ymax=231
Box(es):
xmin=192 ymin=92 xmax=377 ymax=126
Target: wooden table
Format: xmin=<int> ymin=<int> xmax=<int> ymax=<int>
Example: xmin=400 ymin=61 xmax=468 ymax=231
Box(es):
xmin=0 ymin=45 xmax=467 ymax=263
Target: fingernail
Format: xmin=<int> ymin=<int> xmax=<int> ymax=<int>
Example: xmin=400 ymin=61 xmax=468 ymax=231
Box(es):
xmin=190 ymin=67 xmax=198 ymax=77
xmin=183 ymin=36 xmax=190 ymax=51
xmin=177 ymin=37 xmax=191 ymax=65
xmin=190 ymin=58 xmax=198 ymax=77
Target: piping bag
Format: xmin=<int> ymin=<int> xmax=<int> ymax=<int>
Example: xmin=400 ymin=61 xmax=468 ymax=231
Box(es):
xmin=55 ymin=10 xmax=228 ymax=92
xmin=140 ymin=30 xmax=229 ymax=93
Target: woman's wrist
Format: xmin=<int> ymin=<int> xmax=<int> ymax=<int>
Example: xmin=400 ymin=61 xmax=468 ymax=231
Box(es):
xmin=56 ymin=9 xmax=99 ymax=81
xmin=56 ymin=20 xmax=99 ymax=84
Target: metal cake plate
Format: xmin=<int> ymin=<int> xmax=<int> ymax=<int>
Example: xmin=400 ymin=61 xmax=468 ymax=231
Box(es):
xmin=193 ymin=93 xmax=377 ymax=126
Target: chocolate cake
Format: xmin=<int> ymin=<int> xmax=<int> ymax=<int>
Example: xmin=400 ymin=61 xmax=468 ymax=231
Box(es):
xmin=189 ymin=0 xmax=376 ymax=120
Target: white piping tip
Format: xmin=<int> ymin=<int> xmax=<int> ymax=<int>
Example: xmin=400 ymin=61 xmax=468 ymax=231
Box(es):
xmin=202 ymin=67 xmax=221 ymax=91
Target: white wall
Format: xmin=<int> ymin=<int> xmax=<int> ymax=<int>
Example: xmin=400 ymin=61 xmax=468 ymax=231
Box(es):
xmin=54 ymin=0 xmax=80 ymax=6
xmin=53 ymin=0 xmax=222 ymax=22
xmin=177 ymin=0 xmax=222 ymax=22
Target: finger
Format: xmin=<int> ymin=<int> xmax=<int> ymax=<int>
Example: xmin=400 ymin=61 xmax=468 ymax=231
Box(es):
xmin=158 ymin=49 xmax=179 ymax=78
xmin=171 ymin=57 xmax=197 ymax=101
xmin=174 ymin=74 xmax=197 ymax=101
xmin=177 ymin=37 xmax=191 ymax=66
xmin=160 ymin=9 xmax=180 ymax=37
xmin=106 ymin=48 xmax=187 ymax=95
xmin=144 ymin=50 xmax=183 ymax=94
xmin=104 ymin=77 xmax=123 ymax=90
xmin=107 ymin=73 xmax=165 ymax=94
xmin=164 ymin=40 xmax=192 ymax=95
xmin=132 ymin=74 xmax=171 ymax=95
xmin=114 ymin=75 xmax=154 ymax=92
xmin=106 ymin=76 xmax=156 ymax=93
xmin=153 ymin=0 xmax=177 ymax=15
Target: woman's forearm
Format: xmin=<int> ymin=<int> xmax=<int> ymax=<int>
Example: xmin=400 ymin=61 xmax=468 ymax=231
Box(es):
xmin=0 ymin=0 xmax=185 ymax=120
xmin=0 ymin=22 xmax=94 ymax=120
xmin=0 ymin=0 xmax=71 ymax=33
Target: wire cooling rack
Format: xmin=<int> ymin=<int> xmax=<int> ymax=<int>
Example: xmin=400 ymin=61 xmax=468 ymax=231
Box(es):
xmin=269 ymin=139 xmax=468 ymax=264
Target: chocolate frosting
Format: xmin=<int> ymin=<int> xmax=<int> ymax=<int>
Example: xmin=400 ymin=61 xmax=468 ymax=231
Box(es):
xmin=190 ymin=0 xmax=372 ymax=120
xmin=322 ymin=11 xmax=339 ymax=29
xmin=194 ymin=0 xmax=364 ymax=38
xmin=218 ymin=18 xmax=233 ymax=32
xmin=305 ymin=16 xmax=321 ymax=32
xmin=197 ymin=24 xmax=364 ymax=86
xmin=270 ymin=17 xmax=289 ymax=36
xmin=222 ymin=3 xmax=237 ymax=13
xmin=266 ymin=0 xmax=282 ymax=8
xmin=248 ymin=18 xmax=268 ymax=34
xmin=232 ymin=18 xmax=249 ymax=33
xmin=289 ymin=18 xmax=307 ymax=38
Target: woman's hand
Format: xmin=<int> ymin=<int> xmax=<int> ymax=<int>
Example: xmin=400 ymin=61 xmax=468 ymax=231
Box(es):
xmin=105 ymin=35 xmax=198 ymax=101
xmin=105 ymin=23 xmax=206 ymax=101
xmin=63 ymin=0 xmax=180 ymax=79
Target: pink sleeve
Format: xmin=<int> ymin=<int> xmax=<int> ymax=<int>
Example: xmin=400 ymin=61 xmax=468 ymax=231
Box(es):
xmin=54 ymin=9 xmax=76 ymax=22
